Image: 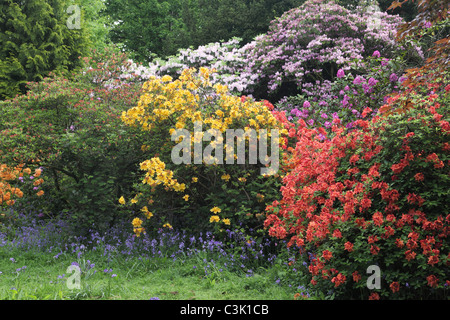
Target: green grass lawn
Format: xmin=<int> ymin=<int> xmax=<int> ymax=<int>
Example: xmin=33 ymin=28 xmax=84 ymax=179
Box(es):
xmin=0 ymin=247 xmax=309 ymax=300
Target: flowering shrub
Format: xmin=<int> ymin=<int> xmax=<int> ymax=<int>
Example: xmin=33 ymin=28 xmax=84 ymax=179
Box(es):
xmin=242 ymin=0 xmax=419 ymax=101
xmin=275 ymin=52 xmax=407 ymax=130
xmin=120 ymin=67 xmax=287 ymax=237
xmin=0 ymin=164 xmax=44 ymax=206
xmin=0 ymin=47 xmax=151 ymax=235
xmin=147 ymin=38 xmax=256 ymax=95
xmin=264 ymin=68 xmax=449 ymax=299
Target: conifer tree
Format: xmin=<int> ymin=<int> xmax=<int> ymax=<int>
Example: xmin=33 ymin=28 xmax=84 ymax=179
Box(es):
xmin=0 ymin=0 xmax=89 ymax=100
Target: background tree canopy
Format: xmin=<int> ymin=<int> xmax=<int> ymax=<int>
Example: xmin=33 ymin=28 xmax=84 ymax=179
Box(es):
xmin=0 ymin=0 xmax=420 ymax=100
xmin=103 ymin=0 xmax=306 ymax=62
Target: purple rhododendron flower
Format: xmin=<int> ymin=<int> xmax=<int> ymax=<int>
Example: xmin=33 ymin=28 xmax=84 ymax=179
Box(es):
xmin=337 ymin=69 xmax=345 ymax=78
xmin=353 ymin=76 xmax=364 ymax=85
xmin=389 ymin=73 xmax=398 ymax=82
xmin=368 ymin=77 xmax=378 ymax=87
xmin=303 ymin=101 xmax=311 ymax=108
xmin=372 ymin=50 xmax=381 ymax=58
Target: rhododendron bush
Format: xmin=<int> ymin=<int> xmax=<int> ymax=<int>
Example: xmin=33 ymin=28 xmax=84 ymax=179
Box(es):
xmin=242 ymin=0 xmax=422 ymax=101
xmin=264 ymin=67 xmax=449 ymax=299
xmin=275 ymin=52 xmax=406 ymax=130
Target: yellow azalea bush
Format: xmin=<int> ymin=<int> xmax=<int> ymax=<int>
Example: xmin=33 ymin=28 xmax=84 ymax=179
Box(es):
xmin=120 ymin=67 xmax=287 ymax=236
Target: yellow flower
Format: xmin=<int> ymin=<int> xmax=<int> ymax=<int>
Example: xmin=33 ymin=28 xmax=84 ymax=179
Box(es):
xmin=161 ymin=75 xmax=173 ymax=82
xmin=134 ymin=227 xmax=145 ymax=237
xmin=238 ymin=177 xmax=247 ymax=183
xmin=163 ymin=223 xmax=173 ymax=229
xmin=183 ymin=194 xmax=189 ymax=201
xmin=221 ymin=174 xmax=231 ymax=182
xmin=209 ymin=215 xmax=220 ymax=223
xmin=131 ymin=198 xmax=138 ymax=204
xmin=210 ymin=206 xmax=221 ymax=214
xmin=222 ymin=218 xmax=230 ymax=225
xmin=192 ymin=177 xmax=198 ymax=183
xmin=132 ymin=217 xmax=143 ymax=228
xmin=119 ymin=196 xmax=126 ymax=205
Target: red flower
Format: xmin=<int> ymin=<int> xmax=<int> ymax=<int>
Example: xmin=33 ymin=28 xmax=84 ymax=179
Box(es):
xmin=349 ymin=154 xmax=359 ymax=165
xmin=368 ymin=235 xmax=378 ymax=244
xmin=322 ymin=250 xmax=333 ymax=261
xmin=344 ymin=241 xmax=354 ymax=252
xmin=390 ymin=281 xmax=400 ymax=293
xmin=395 ymin=239 xmax=404 ymax=248
xmin=414 ymin=173 xmax=424 ymax=181
xmin=426 ymin=275 xmax=439 ymax=288
xmin=405 ymin=250 xmax=416 ymax=261
xmin=370 ymin=245 xmax=380 ymax=255
xmin=332 ymin=229 xmax=342 ymax=238
xmin=352 ymin=271 xmax=361 ymax=282
xmin=372 ymin=211 xmax=383 ymax=226
xmin=383 ymin=226 xmax=395 ymax=238
xmin=368 ymin=292 xmax=380 ymax=300
xmin=428 ymin=253 xmax=439 ymax=266
xmin=331 ymin=273 xmax=346 ymax=287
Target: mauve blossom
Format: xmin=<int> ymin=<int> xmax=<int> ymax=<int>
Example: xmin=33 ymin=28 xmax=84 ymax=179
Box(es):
xmin=353 ymin=76 xmax=364 ymax=85
xmin=368 ymin=77 xmax=378 ymax=87
xmin=337 ymin=69 xmax=345 ymax=78
xmin=372 ymin=50 xmax=381 ymax=58
xmin=389 ymin=73 xmax=398 ymax=82
xmin=303 ymin=101 xmax=311 ymax=108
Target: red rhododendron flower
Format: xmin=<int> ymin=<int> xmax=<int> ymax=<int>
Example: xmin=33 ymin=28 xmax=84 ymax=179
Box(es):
xmin=322 ymin=250 xmax=333 ymax=261
xmin=344 ymin=241 xmax=354 ymax=252
xmin=352 ymin=271 xmax=361 ymax=282
xmin=370 ymin=245 xmax=380 ymax=255
xmin=428 ymin=254 xmax=439 ymax=266
xmin=414 ymin=173 xmax=424 ymax=181
xmin=332 ymin=229 xmax=342 ymax=238
xmin=426 ymin=275 xmax=439 ymax=288
xmin=372 ymin=211 xmax=384 ymax=226
xmin=395 ymin=239 xmax=404 ymax=248
xmin=368 ymin=292 xmax=380 ymax=300
xmin=405 ymin=250 xmax=416 ymax=261
xmin=390 ymin=281 xmax=400 ymax=293
xmin=331 ymin=273 xmax=346 ymax=287
xmin=368 ymin=235 xmax=378 ymax=244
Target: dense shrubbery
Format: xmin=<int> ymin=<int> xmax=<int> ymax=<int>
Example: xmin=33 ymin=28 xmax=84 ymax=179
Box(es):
xmin=264 ymin=67 xmax=449 ymax=299
xmin=0 ymin=47 xmax=152 ymax=235
xmin=241 ymin=0 xmax=422 ymax=101
xmin=0 ymin=0 xmax=447 ymax=300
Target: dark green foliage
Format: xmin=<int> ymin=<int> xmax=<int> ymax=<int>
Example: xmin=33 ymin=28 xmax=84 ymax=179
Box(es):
xmin=0 ymin=0 xmax=90 ymax=100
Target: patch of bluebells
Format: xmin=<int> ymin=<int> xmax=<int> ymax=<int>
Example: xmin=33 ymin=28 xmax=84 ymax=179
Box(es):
xmin=0 ymin=207 xmax=310 ymax=292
